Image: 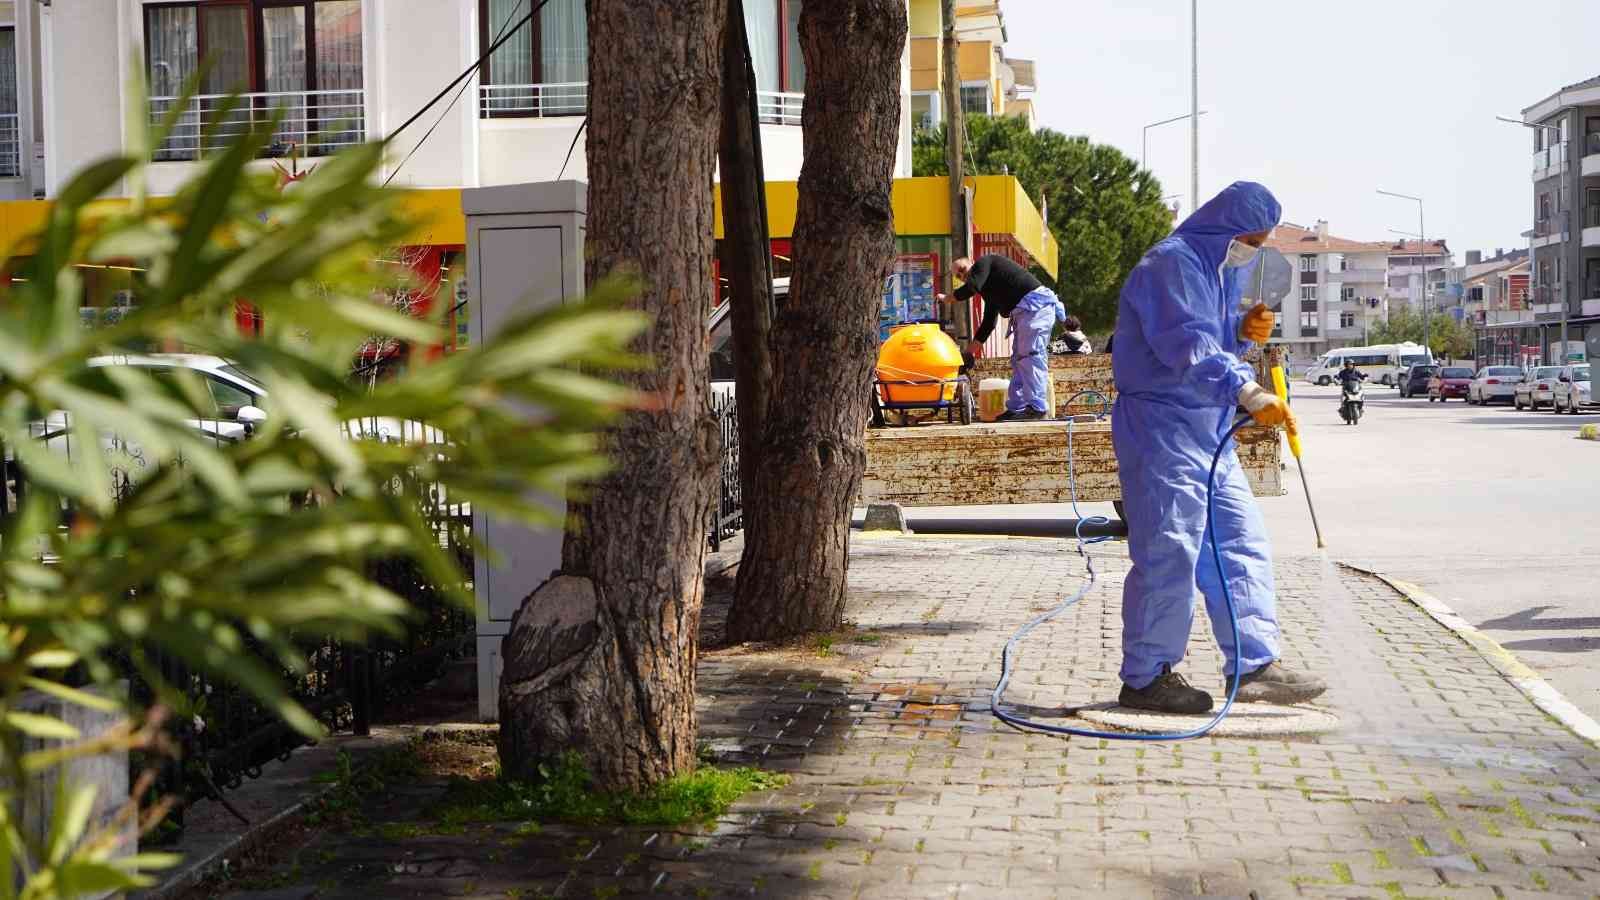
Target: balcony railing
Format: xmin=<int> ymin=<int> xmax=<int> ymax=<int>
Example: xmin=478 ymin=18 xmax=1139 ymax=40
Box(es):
xmin=1532 ymin=141 xmax=1567 ymax=174
xmin=756 ymin=91 xmax=804 ymax=127
xmin=477 ymin=83 xmax=803 ymax=127
xmin=149 ymin=90 xmax=366 ymax=162
xmin=480 ymin=82 xmax=588 ymax=119
xmin=0 ymin=113 xmax=18 ymax=178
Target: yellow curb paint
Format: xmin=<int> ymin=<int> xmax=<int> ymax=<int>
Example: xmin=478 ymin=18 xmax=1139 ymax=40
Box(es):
xmin=1354 ymin=568 xmax=1600 ymax=747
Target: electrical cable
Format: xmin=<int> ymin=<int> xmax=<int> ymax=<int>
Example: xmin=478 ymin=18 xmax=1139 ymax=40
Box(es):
xmin=384 ymin=0 xmax=547 ymax=186
xmin=988 ymin=393 xmax=1248 ymax=741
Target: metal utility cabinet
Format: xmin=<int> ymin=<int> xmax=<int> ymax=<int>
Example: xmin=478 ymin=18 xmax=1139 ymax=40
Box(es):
xmin=464 ymin=180 xmax=586 ymax=721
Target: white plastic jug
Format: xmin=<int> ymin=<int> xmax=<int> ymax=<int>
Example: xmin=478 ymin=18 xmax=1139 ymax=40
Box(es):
xmin=977 ymin=378 xmax=1010 ymax=422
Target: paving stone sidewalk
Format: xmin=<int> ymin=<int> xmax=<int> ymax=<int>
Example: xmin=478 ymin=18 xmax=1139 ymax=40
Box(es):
xmin=215 ymin=534 xmax=1600 ymax=899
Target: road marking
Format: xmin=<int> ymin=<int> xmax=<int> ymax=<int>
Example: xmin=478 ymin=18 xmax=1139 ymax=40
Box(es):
xmin=1345 ymin=564 xmax=1600 ymax=746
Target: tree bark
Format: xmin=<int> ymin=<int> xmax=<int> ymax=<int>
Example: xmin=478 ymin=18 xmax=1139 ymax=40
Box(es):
xmin=718 ymin=0 xmax=775 ymax=495
xmin=725 ymin=0 xmax=907 ymax=643
xmin=940 ymin=0 xmax=967 ymax=261
xmin=498 ymin=0 xmax=724 ymax=792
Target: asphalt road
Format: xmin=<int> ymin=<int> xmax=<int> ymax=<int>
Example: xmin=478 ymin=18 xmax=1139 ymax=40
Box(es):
xmin=864 ymin=381 xmax=1600 ymax=723
xmin=1260 ymin=381 xmax=1600 ymax=723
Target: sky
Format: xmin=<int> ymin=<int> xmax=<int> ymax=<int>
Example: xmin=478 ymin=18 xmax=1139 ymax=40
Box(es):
xmin=1001 ymin=0 xmax=1600 ymax=258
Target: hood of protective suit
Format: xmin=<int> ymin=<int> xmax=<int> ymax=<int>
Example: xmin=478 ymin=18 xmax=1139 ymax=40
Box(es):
xmin=1172 ymin=181 xmax=1282 ymax=275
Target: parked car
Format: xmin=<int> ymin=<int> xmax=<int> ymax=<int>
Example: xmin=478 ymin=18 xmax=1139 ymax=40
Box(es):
xmin=1397 ymin=364 xmax=1438 ymax=398
xmin=1513 ymin=366 xmax=1565 ymax=410
xmin=709 ymin=278 xmax=789 ymax=401
xmin=1427 ymin=367 xmax=1473 ymax=402
xmin=1467 ymin=366 xmax=1525 ymax=405
xmin=1551 ymin=363 xmax=1593 ymax=414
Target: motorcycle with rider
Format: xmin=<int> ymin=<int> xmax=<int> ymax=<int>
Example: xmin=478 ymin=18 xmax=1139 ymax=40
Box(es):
xmin=1337 ymin=360 xmax=1366 ymax=425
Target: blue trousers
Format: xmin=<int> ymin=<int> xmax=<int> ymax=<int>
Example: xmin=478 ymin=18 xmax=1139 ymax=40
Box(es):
xmin=1112 ymin=394 xmax=1281 ymax=689
xmin=1007 ymin=288 xmax=1066 ymax=413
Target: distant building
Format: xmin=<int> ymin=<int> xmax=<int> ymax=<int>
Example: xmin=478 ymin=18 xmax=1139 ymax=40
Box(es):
xmin=909 ymin=1 xmax=1036 ymax=134
xmin=1264 ymin=220 xmax=1398 ymax=362
xmin=1479 ymin=74 xmax=1600 ymax=365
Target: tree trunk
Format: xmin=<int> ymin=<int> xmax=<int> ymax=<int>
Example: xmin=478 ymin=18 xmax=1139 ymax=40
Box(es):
xmin=718 ymin=0 xmax=775 ymax=496
xmin=725 ymin=0 xmax=906 ymax=643
xmin=498 ymin=0 xmax=724 ymax=793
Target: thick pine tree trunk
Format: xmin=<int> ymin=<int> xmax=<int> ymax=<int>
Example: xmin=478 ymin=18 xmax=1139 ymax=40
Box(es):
xmin=725 ymin=1 xmax=907 ymax=642
xmin=498 ymin=0 xmax=724 ymax=792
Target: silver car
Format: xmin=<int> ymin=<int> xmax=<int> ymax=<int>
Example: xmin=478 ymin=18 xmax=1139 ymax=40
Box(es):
xmin=1551 ymin=363 xmax=1593 ymax=414
xmin=1513 ymin=366 xmax=1565 ymax=410
xmin=1467 ymin=366 xmax=1524 ymax=405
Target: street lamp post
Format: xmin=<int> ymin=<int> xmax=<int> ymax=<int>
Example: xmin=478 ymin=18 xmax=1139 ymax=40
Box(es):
xmin=1496 ymin=115 xmax=1567 ymax=364
xmin=1378 ymin=189 xmax=1429 ymax=354
xmin=1190 ymin=0 xmax=1199 ymax=215
xmin=1142 ymin=111 xmax=1207 ymax=170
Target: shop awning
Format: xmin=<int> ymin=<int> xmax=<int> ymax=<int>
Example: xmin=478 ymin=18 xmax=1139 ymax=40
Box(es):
xmin=713 ymin=174 xmax=1059 ymax=279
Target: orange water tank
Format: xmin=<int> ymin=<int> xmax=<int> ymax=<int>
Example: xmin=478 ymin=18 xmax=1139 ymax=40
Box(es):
xmin=876 ymin=324 xmax=963 ymax=404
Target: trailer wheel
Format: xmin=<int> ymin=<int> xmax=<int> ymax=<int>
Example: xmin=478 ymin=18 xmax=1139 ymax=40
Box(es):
xmin=957 ymin=379 xmax=974 ymax=425
xmin=870 ymin=389 xmax=886 ymax=428
xmin=1112 ymin=499 xmax=1127 ymax=524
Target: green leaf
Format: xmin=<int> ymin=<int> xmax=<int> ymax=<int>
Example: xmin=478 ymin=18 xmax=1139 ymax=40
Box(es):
xmin=46 ymin=783 xmax=97 ymax=865
xmin=20 ymin=678 xmax=121 ymax=714
xmin=4 ymin=712 xmax=82 ymax=741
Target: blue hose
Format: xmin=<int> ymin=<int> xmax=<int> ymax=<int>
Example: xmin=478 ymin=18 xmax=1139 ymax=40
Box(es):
xmin=988 ymin=391 xmax=1247 ymax=741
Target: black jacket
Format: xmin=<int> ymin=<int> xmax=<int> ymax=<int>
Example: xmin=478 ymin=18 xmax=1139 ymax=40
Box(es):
xmin=954 ymin=255 xmax=1043 ymax=342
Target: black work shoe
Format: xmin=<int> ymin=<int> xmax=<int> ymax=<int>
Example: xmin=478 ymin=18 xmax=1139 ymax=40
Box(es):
xmin=1231 ymin=661 xmax=1327 ymax=705
xmin=995 ymin=408 xmax=1048 ymax=422
xmin=1119 ymin=667 xmax=1214 ymax=715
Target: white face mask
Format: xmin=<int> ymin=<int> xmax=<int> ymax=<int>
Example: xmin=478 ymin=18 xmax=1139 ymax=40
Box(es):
xmin=1225 ymin=239 xmax=1260 ymax=268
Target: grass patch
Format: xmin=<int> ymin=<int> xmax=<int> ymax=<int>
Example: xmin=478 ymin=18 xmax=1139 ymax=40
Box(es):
xmin=429 ymin=751 xmax=790 ymax=828
xmin=1330 ymin=862 xmax=1354 ymax=885
xmin=1372 ymin=849 xmax=1392 ymax=870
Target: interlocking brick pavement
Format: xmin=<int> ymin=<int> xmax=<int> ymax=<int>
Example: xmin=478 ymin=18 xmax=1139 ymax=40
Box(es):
xmin=218 ymin=534 xmax=1600 ymax=899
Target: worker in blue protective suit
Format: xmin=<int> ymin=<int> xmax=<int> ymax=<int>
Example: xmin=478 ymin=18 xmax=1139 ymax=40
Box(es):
xmin=1111 ymin=181 xmax=1328 ymax=715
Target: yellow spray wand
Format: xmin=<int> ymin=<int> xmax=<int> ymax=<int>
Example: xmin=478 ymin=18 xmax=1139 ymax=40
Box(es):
xmin=1270 ymin=364 xmax=1326 ymax=549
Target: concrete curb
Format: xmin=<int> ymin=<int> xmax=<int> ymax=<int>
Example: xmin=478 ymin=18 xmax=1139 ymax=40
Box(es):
xmin=1344 ymin=563 xmax=1600 ymax=747
xmin=136 ymin=723 xmax=494 ymax=900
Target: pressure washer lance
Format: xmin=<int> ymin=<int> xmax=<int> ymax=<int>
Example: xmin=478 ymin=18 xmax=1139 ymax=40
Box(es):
xmin=1269 ymin=365 xmax=1325 ymax=549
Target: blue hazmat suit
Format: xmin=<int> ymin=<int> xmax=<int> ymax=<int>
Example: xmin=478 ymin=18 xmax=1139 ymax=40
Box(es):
xmin=1110 ymin=181 xmax=1283 ymax=690
xmin=1007 ymin=287 xmax=1067 ymax=413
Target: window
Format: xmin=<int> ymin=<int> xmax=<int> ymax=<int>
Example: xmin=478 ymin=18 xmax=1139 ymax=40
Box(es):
xmin=960 ymin=81 xmax=991 ymax=116
xmin=911 ymin=91 xmax=941 ymax=133
xmin=0 ymin=27 xmax=15 ymax=178
xmin=1299 ymin=255 xmax=1318 ymax=273
xmin=481 ymin=0 xmax=588 ymax=116
xmin=208 ymin=377 xmax=258 ymax=420
xmin=1468 ymin=286 xmax=1484 ymax=303
xmin=1299 ymin=312 xmax=1318 ymax=334
xmin=1341 ymin=286 xmax=1356 ymax=302
xmin=144 ymin=1 xmax=365 ymax=160
xmin=1539 ymin=193 xmax=1551 ymax=221
xmin=1340 ymin=312 xmax=1357 ymax=329
xmin=1300 ymin=285 xmax=1318 ymax=303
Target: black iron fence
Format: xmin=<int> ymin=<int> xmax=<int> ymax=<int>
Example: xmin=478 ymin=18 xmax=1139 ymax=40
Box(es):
xmin=708 ymin=392 xmax=742 ymax=552
xmin=3 ymin=419 xmax=474 ymax=837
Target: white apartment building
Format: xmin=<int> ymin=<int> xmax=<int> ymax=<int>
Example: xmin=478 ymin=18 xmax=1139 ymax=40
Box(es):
xmin=1265 ymin=220 xmax=1391 ymax=363
xmin=1383 ymin=238 xmax=1454 ymax=321
xmin=18 ymin=0 xmax=913 ymax=202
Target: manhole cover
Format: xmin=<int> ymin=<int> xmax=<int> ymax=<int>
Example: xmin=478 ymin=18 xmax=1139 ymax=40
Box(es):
xmin=1076 ymin=703 xmax=1339 ymax=737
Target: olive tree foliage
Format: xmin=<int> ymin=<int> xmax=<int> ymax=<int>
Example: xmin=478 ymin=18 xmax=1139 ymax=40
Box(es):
xmin=913 ymin=115 xmax=1173 ymax=332
xmin=0 ymin=91 xmax=642 ymax=897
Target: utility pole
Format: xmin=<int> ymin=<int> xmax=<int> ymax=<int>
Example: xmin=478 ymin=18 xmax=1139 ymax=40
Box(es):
xmin=941 ymin=0 xmax=966 ymax=263
xmin=1378 ymin=190 xmax=1428 ymax=354
xmin=1190 ymin=0 xmax=1199 ymax=215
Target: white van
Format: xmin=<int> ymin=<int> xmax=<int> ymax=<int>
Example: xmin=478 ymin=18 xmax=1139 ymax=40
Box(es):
xmin=1304 ymin=343 xmax=1432 ymax=387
